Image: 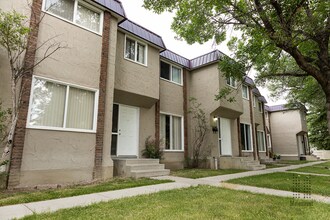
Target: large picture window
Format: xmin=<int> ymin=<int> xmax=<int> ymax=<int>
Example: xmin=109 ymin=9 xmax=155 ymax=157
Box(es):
xmin=257 ymin=131 xmax=266 ymax=152
xmin=44 ymin=0 xmax=102 ymax=33
xmin=160 ymin=114 xmax=183 ymax=151
xmin=240 ymin=123 xmax=252 ymax=151
xmin=160 ymin=61 xmax=182 ymax=84
xmin=28 ymin=77 xmax=98 ymax=132
xmin=125 ymin=36 xmax=147 ymax=65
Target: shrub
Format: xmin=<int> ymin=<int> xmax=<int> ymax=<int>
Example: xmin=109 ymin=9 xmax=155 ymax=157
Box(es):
xmin=142 ymin=136 xmax=163 ymax=159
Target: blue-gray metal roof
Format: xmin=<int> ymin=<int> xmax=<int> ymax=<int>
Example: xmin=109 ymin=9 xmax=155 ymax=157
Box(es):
xmin=160 ymin=50 xmax=190 ymax=68
xmin=258 ymin=96 xmax=267 ymax=103
xmin=243 ymin=76 xmax=255 ymax=86
xmin=93 ymin=0 xmax=126 ymax=18
xmin=265 ymin=104 xmax=290 ymax=112
xmin=252 ymin=88 xmax=261 ymax=96
xmin=118 ymin=20 xmax=166 ymax=49
xmin=190 ymin=50 xmax=225 ymax=69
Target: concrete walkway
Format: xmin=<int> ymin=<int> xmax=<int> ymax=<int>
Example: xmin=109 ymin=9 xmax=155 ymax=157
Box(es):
xmin=0 ymin=161 xmax=328 ymax=220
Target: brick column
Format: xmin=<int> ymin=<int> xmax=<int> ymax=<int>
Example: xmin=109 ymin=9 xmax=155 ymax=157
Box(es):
xmin=183 ymin=69 xmax=188 ymax=158
xmin=155 ymin=100 xmax=160 ymax=143
xmin=7 ymin=0 xmax=43 ymax=188
xmin=262 ymin=103 xmax=269 ymax=157
xmin=237 ymin=117 xmax=242 ymax=157
xmin=94 ymin=11 xmax=111 ymax=179
xmin=248 ymin=89 xmax=257 ymax=160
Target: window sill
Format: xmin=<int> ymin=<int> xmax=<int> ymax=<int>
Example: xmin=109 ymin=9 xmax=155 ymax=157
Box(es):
xmin=160 ymin=78 xmax=183 ymax=86
xmin=242 ymin=97 xmax=249 ymax=101
xmin=242 ymin=150 xmax=253 ymax=152
xmin=43 ymin=10 xmax=103 ymax=36
xmin=226 ymin=84 xmax=237 ymax=89
xmin=124 ymin=57 xmax=148 ymax=67
xmin=26 ymin=126 xmax=96 ymax=134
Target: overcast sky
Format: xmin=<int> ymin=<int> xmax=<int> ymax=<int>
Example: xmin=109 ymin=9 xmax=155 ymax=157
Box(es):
xmin=120 ymin=0 xmax=285 ymax=105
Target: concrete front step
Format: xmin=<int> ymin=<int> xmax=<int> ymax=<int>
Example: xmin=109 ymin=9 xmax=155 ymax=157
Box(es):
xmin=125 ymin=159 xmax=160 ymax=165
xmin=127 ymin=164 xmax=165 ymax=172
xmin=131 ymin=169 xmax=170 ymax=179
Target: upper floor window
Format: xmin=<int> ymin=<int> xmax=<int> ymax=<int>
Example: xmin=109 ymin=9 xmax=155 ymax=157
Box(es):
xmin=28 ymin=76 xmax=98 ymax=132
xmin=226 ymin=77 xmax=236 ymax=88
xmin=160 ymin=61 xmax=182 ymax=85
xmin=44 ymin=0 xmax=103 ymax=34
xmin=253 ymin=95 xmax=257 ymax=107
xmin=258 ymin=101 xmax=263 ymax=113
xmin=242 ymin=85 xmax=249 ymax=100
xmin=125 ymin=36 xmax=147 ymax=65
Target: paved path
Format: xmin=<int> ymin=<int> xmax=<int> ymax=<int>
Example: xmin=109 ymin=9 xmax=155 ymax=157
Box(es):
xmin=0 ymin=161 xmax=328 ymax=220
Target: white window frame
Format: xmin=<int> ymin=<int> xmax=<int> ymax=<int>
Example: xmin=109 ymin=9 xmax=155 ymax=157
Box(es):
xmin=241 ymin=123 xmax=253 ymax=152
xmin=267 ymin=134 xmax=272 ymax=148
xmin=242 ymin=85 xmax=249 ymax=100
xmin=226 ymin=77 xmax=237 ymax=88
xmin=160 ymin=112 xmax=184 ymax=152
xmin=27 ymin=76 xmax=99 ymax=133
xmin=258 ymin=101 xmax=263 ymax=113
xmin=257 ymin=130 xmax=266 ymax=152
xmin=160 ymin=60 xmax=183 ymax=86
xmin=42 ymin=0 xmax=104 ymax=35
xmin=253 ymin=95 xmax=257 ymax=108
xmin=124 ymin=35 xmax=148 ymax=66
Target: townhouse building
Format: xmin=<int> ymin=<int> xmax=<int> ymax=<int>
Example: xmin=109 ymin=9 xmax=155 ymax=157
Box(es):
xmin=0 ymin=0 xmax=309 ymax=189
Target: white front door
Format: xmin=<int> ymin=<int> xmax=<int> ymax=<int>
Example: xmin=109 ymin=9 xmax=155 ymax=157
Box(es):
xmin=112 ymin=104 xmax=139 ymax=157
xmin=218 ymin=118 xmax=232 ymax=156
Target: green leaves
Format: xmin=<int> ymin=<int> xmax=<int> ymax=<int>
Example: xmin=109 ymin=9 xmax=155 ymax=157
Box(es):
xmin=0 ymin=10 xmax=30 ymax=52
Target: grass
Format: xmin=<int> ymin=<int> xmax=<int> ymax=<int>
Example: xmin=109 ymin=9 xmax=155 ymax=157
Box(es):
xmin=0 ymin=178 xmax=171 ymax=207
xmin=22 ymin=186 xmax=330 ymax=220
xmin=171 ymin=168 xmax=246 ymax=179
xmin=288 ymin=161 xmax=330 ymax=175
xmin=227 ymin=172 xmax=330 ymax=196
xmin=265 ymin=163 xmax=287 ymax=169
xmin=277 ymin=160 xmax=313 ymax=165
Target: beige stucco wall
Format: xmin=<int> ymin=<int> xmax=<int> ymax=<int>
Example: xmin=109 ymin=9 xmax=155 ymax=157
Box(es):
xmin=20 ymin=130 xmax=95 ymax=186
xmin=270 ymin=110 xmax=303 ymax=155
xmin=114 ymin=31 xmax=159 ymax=108
xmin=139 ymin=105 xmax=156 ymax=157
xmin=159 ymin=80 xmax=184 ymax=116
xmin=0 ymin=0 xmax=31 ymax=108
xmin=240 ymin=99 xmax=251 ymax=124
xmin=18 ymin=10 xmax=117 ymax=186
xmin=159 ymin=79 xmax=184 ymax=167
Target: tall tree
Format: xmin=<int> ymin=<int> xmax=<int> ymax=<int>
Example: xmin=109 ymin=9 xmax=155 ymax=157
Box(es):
xmin=143 ymin=0 xmax=330 ymax=134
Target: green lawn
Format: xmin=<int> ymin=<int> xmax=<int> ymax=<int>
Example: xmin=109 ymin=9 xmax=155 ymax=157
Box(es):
xmin=288 ymin=161 xmax=330 ymax=175
xmin=0 ymin=178 xmax=171 ymax=207
xmin=22 ymin=186 xmax=330 ymax=220
xmin=227 ymin=172 xmax=330 ymax=196
xmin=277 ymin=160 xmax=314 ymax=165
xmin=171 ymin=168 xmax=246 ymax=179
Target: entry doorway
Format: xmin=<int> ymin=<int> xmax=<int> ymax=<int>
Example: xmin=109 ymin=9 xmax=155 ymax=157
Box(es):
xmin=218 ymin=117 xmax=232 ymax=156
xmin=111 ymin=104 xmax=139 ymax=157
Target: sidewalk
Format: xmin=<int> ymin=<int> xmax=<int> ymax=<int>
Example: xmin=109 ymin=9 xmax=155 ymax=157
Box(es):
xmin=0 ymin=161 xmax=328 ymax=220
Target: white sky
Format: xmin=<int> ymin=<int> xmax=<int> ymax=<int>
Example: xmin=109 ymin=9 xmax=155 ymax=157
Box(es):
xmin=120 ymin=0 xmax=285 ymax=105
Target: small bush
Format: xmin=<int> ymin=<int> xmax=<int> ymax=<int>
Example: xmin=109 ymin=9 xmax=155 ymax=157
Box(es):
xmin=142 ymin=136 xmax=163 ymax=159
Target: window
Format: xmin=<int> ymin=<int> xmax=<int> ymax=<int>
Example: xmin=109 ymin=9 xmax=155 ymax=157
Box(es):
xmin=242 ymin=85 xmax=249 ymax=100
xmin=253 ymin=95 xmax=257 ymax=107
xmin=265 ymin=112 xmax=269 ymax=119
xmin=125 ymin=36 xmax=147 ymax=65
xmin=267 ymin=134 xmax=272 ymax=148
xmin=160 ymin=61 xmax=182 ymax=84
xmin=258 ymin=101 xmax=263 ymax=113
xmin=44 ymin=0 xmax=102 ymax=33
xmin=28 ymin=77 xmax=98 ymax=132
xmin=257 ymin=131 xmax=266 ymax=151
xmin=226 ymin=77 xmax=236 ymax=88
xmin=160 ymin=114 xmax=183 ymax=151
xmin=240 ymin=123 xmax=252 ymax=151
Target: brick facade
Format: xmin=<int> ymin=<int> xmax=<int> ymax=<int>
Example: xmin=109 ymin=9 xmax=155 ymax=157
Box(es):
xmin=183 ymin=69 xmax=188 ymax=158
xmin=94 ymin=11 xmax=111 ymax=179
xmin=7 ymin=0 xmax=43 ymax=188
